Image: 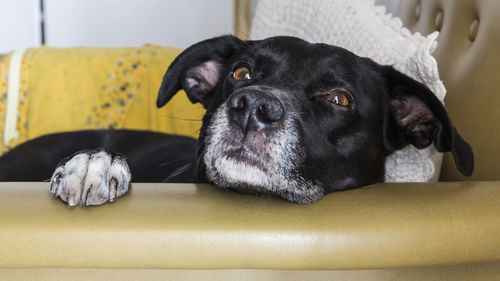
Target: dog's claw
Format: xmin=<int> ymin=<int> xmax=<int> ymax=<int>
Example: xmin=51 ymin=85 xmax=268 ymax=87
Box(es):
xmin=49 ymin=150 xmax=131 ymax=207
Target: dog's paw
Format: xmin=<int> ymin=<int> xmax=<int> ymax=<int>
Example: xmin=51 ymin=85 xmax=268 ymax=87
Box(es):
xmin=49 ymin=149 xmax=131 ymax=207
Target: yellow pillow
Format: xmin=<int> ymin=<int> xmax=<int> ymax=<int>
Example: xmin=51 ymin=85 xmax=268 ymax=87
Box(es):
xmin=0 ymin=45 xmax=205 ymax=155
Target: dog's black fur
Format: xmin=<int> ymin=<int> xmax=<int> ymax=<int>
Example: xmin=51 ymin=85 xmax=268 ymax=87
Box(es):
xmin=0 ymin=130 xmax=197 ymax=182
xmin=0 ymin=36 xmax=473 ymax=204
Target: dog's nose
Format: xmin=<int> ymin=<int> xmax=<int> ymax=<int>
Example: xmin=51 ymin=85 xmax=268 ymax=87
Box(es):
xmin=228 ymin=90 xmax=285 ymax=132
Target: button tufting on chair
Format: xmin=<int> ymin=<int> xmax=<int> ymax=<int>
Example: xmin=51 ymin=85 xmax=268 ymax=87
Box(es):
xmin=469 ymin=19 xmax=479 ymax=41
xmin=415 ymin=1 xmax=421 ymax=20
xmin=435 ymin=11 xmax=443 ymax=31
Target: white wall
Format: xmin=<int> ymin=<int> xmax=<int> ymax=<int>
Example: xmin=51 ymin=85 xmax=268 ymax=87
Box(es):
xmin=44 ymin=0 xmax=234 ymax=48
xmin=0 ymin=0 xmax=41 ymax=53
xmin=0 ymin=0 xmax=234 ymax=53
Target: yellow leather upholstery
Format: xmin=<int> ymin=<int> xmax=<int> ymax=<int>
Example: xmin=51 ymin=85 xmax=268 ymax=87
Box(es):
xmin=1 ymin=182 xmax=499 ymax=268
xmin=1 ymin=264 xmax=500 ymax=281
xmin=0 ymin=182 xmax=499 ymax=280
xmin=398 ymin=0 xmax=500 ymax=181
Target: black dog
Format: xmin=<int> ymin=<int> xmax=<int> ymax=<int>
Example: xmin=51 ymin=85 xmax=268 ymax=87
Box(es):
xmin=0 ymin=36 xmax=474 ymax=206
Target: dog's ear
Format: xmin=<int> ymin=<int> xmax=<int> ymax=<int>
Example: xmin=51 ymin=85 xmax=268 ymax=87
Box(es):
xmin=383 ymin=66 xmax=474 ymax=176
xmin=157 ymin=35 xmax=247 ymax=108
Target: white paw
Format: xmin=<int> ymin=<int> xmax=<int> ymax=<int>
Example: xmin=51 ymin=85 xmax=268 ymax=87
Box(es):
xmin=49 ymin=149 xmax=131 ymax=207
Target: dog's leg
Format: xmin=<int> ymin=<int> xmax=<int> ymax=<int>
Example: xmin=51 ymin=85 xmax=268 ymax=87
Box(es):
xmin=49 ymin=149 xmax=131 ymax=207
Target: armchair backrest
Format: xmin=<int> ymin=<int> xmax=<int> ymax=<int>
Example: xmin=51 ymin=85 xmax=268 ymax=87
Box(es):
xmin=398 ymin=0 xmax=500 ymax=181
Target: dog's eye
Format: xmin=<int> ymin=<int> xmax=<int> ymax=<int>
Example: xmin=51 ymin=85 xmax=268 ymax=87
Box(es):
xmin=324 ymin=91 xmax=350 ymax=106
xmin=232 ymin=66 xmax=252 ymax=81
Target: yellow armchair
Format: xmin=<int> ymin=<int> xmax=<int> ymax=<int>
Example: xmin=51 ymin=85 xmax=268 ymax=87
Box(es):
xmin=0 ymin=0 xmax=499 ymax=280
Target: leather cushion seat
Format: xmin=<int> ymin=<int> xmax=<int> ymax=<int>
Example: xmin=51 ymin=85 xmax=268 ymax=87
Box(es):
xmin=1 ymin=182 xmax=498 ymax=270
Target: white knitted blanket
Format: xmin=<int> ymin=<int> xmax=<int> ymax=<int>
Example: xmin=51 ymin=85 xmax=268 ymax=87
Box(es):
xmin=250 ymin=0 xmax=446 ymax=182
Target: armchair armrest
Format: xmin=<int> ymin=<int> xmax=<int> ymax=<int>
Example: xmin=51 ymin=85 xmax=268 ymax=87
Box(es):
xmin=1 ymin=181 xmax=499 ymax=270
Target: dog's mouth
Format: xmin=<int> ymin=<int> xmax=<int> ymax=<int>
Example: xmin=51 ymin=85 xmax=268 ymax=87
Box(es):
xmin=224 ymin=147 xmax=268 ymax=172
xmin=219 ymin=128 xmax=273 ymax=171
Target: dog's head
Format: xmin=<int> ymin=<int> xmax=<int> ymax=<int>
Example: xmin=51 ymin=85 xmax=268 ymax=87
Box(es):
xmin=157 ymin=36 xmax=474 ymax=203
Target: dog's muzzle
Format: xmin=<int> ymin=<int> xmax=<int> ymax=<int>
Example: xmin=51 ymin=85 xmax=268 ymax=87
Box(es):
xmin=224 ymin=88 xmax=286 ymax=169
xmin=202 ymin=87 xmax=325 ymax=204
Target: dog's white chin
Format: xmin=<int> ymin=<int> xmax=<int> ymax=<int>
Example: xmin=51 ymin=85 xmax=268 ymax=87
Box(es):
xmin=207 ymin=154 xmax=325 ymax=204
xmin=210 ymin=157 xmax=274 ymax=194
xmin=215 ymin=158 xmax=269 ymax=186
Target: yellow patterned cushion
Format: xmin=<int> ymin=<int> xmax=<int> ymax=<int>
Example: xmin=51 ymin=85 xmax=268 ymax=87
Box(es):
xmin=0 ymin=45 xmax=205 ymax=155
